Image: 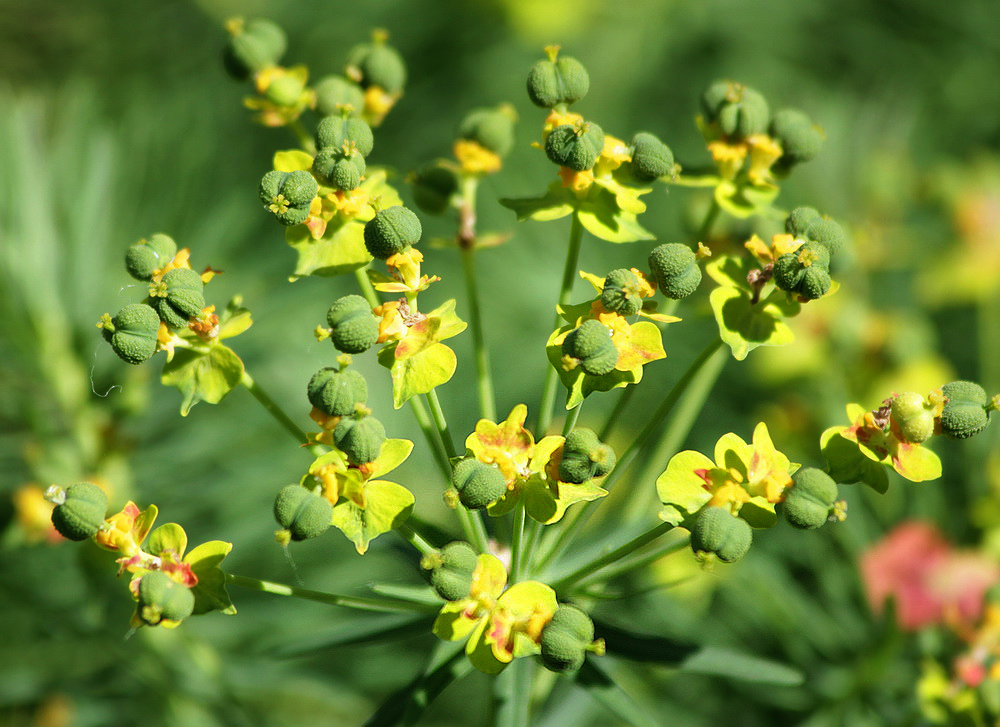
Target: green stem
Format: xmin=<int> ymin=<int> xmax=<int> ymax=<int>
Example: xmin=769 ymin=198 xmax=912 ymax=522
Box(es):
xmin=549 ymin=522 xmax=675 ymax=593
xmin=425 ymin=390 xmax=458 ymax=459
xmin=395 ymin=521 xmax=437 ymax=557
xmin=408 ymin=397 xmax=452 ymax=482
xmin=354 ymin=267 xmax=381 ymax=309
xmin=522 ymin=519 xmax=542 ymax=576
xmin=535 ymin=211 xmax=585 ymax=436
xmin=226 ymin=573 xmax=437 ymax=613
xmin=562 ymin=396 xmax=583 ymax=437
xmin=573 ymin=535 xmax=690 ymax=590
xmin=288 ymin=119 xmax=316 ymax=155
xmin=240 ymin=371 xmax=322 ymax=455
xmin=534 ymin=339 xmax=725 ymax=571
xmin=458 ymin=175 xmax=496 ymax=421
xmin=509 ymin=504 xmax=526 ymax=583
xmin=494 ymin=658 xmax=534 ymax=727
xmin=698 ymin=197 xmax=721 ymax=243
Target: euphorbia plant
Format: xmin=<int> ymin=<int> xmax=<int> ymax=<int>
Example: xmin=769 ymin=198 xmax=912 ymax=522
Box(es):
xmin=42 ymin=17 xmax=1000 ymax=727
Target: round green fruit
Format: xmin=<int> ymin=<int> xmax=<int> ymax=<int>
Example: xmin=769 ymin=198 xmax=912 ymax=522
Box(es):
xmin=770 ymin=109 xmax=823 ymax=167
xmin=313 ymin=75 xmax=365 ymax=118
xmin=562 ymin=320 xmax=618 ymax=376
xmin=451 ymin=459 xmax=507 ymax=510
xmin=544 ymin=122 xmax=604 ymax=172
xmin=690 ymin=507 xmax=752 ymax=563
xmin=259 ymin=170 xmax=318 ymax=226
xmin=334 ymin=415 xmax=386 ymax=465
xmin=307 ymin=367 xmax=368 ymax=417
xmin=540 ymin=605 xmax=595 ymax=674
xmin=427 ymin=541 xmax=478 ymax=601
xmin=109 ymin=303 xmax=160 ymax=365
xmin=137 ymin=571 xmax=195 ymax=626
xmin=627 ymin=132 xmax=674 ymax=182
xmin=785 ymin=207 xmax=822 ymax=238
xmin=364 ymin=206 xmax=422 ymax=260
xmin=648 ymin=243 xmax=701 ymax=300
xmin=600 ymin=268 xmax=642 ymax=316
xmin=273 ymin=484 xmax=333 ymax=541
xmin=51 ymin=482 xmax=108 ymax=541
xmin=458 ymin=107 xmax=516 ymax=157
xmin=346 ymin=41 xmax=407 ymax=93
xmin=890 ymin=392 xmax=935 ymax=444
xmin=326 ymin=295 xmax=378 ymax=354
xmin=312 ymin=148 xmax=366 ymax=191
xmin=315 ymin=115 xmax=374 ymax=157
xmin=783 ymin=467 xmax=838 ymax=530
xmin=526 ymin=53 xmax=590 ymax=108
xmin=125 ymin=234 xmax=177 ymax=281
xmin=222 ymin=18 xmax=287 ymax=80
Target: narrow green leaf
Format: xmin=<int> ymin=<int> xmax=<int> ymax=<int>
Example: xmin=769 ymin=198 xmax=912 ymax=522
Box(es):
xmin=678 ymin=647 xmax=804 ymax=686
xmin=269 ymin=613 xmax=434 ymax=657
xmin=363 ymin=642 xmax=470 ymax=727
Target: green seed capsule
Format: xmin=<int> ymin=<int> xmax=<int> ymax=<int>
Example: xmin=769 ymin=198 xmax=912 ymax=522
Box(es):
xmin=540 ymin=605 xmax=595 ymax=674
xmin=51 ymin=482 xmax=108 ymax=541
xmin=109 ymin=303 xmax=161 ymax=365
xmin=313 ymin=75 xmax=366 ymax=118
xmin=334 ymin=415 xmax=386 ymax=465
xmin=785 ymin=207 xmax=822 ymax=238
xmin=804 ymin=219 xmax=846 ymax=256
xmin=427 ymin=541 xmax=478 ymax=601
xmin=137 ymin=571 xmax=196 ymax=626
xmin=260 ymin=170 xmax=318 ymax=226
xmin=772 ymin=243 xmax=832 ymax=299
xmin=942 ymin=380 xmax=989 ymax=407
xmin=702 ymin=81 xmax=769 ymax=138
xmin=315 ymin=115 xmax=375 ymax=158
xmin=273 ymin=484 xmax=333 ymax=541
xmin=326 ymin=295 xmax=378 ymax=354
xmin=690 ymin=507 xmax=752 ymax=563
xmin=526 ymin=52 xmax=590 ymax=108
xmin=559 ymin=428 xmax=602 ymax=484
xmin=590 ymin=444 xmax=616 ymax=478
xmin=601 ymin=268 xmax=642 ymax=316
xmin=890 ymin=392 xmax=936 ymax=444
xmin=265 ymin=74 xmax=306 ymax=106
xmin=149 ymin=268 xmax=206 ymax=329
xmin=451 ymin=459 xmax=507 ymax=510
xmin=544 ymin=122 xmax=605 ymax=172
xmin=562 ymin=320 xmax=618 ymax=377
xmin=312 ymin=148 xmax=366 ymax=191
xmin=125 ymin=234 xmax=178 ymax=281
xmin=364 ymin=206 xmax=422 ymax=260
xmin=783 ymin=467 xmax=838 ymax=530
xmin=222 ymin=18 xmax=287 ymax=80
xmin=307 ymin=367 xmax=368 ymax=417
xmin=458 ymin=106 xmax=516 ymax=157
xmin=410 ymin=162 xmax=460 ymax=216
xmin=770 ymin=108 xmax=823 ymax=167
xmin=346 ymin=40 xmax=407 ymax=93
xmin=940 ymin=403 xmax=990 ymax=440
xmin=648 ymin=243 xmax=701 ymax=300
xmin=627 ymin=132 xmax=674 ymax=183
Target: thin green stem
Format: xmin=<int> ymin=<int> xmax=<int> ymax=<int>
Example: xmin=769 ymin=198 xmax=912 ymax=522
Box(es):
xmin=226 ymin=573 xmax=437 ymax=613
xmin=408 ymin=397 xmax=452 ymax=481
xmin=494 ymin=658 xmax=534 ymax=727
xmin=240 ymin=371 xmax=323 ymax=456
xmin=562 ymin=396 xmax=583 ymax=437
xmin=509 ymin=504 xmax=526 ymax=582
xmin=354 ymin=267 xmax=381 ymax=308
xmin=395 ymin=521 xmax=437 ymax=557
xmin=425 ymin=389 xmax=458 ymax=459
xmin=522 ymin=519 xmax=542 ymax=576
xmin=288 ymin=119 xmax=316 ymax=155
xmin=549 ymin=521 xmax=674 ymax=593
xmin=536 ymin=211 xmax=585 ymax=436
xmin=574 ymin=534 xmax=690 ymax=590
xmin=698 ymin=197 xmax=721 ymax=243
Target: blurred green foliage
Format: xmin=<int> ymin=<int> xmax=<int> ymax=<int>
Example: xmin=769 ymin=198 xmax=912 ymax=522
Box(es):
xmin=2 ymin=0 xmax=999 ymax=724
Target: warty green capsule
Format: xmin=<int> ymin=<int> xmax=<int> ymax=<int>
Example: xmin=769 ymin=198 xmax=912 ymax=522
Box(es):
xmin=600 ymin=268 xmax=643 ymax=316
xmin=137 ymin=571 xmax=195 ymax=626
xmin=312 ymin=147 xmax=366 ymax=191
xmin=259 ymin=170 xmax=318 ymax=226
xmin=109 ymin=303 xmax=161 ymax=365
xmin=690 ymin=506 xmax=752 ymax=563
xmin=770 ymin=109 xmax=824 ymax=168
xmin=627 ymin=132 xmax=674 ymax=183
xmin=307 ymin=367 xmax=368 ymax=417
xmin=559 ymin=428 xmax=616 ymax=484
xmin=125 ymin=234 xmax=178 ymax=281
xmin=346 ymin=38 xmax=407 ymax=93
xmin=544 ymin=122 xmax=605 ymax=172
xmin=222 ymin=18 xmax=287 ymax=80
xmin=149 ymin=268 xmax=206 ymax=329
xmin=540 ymin=605 xmax=595 ymax=674
xmin=701 ymin=81 xmax=769 ymax=138
xmin=326 ymin=295 xmax=378 ymax=354
xmin=890 ymin=392 xmax=936 ymax=444
xmin=458 ymin=106 xmax=516 ymax=157
xmin=51 ymin=482 xmax=108 ymax=541
xmin=526 ymin=51 xmax=590 ymax=108
xmin=940 ymin=381 xmax=991 ymax=439
xmin=784 ymin=207 xmax=822 ymax=238
xmin=772 ymin=243 xmax=832 ymax=300
xmin=334 ymin=414 xmax=386 ymax=465
xmin=315 ymin=115 xmax=374 ymax=158
xmin=314 ymin=75 xmax=366 ymax=118
xmin=782 ymin=468 xmax=838 ymax=530
xmin=273 ymin=484 xmax=333 ymax=541
xmin=562 ymin=320 xmax=618 ymax=376
xmin=425 ymin=541 xmax=478 ymax=601
xmin=451 ymin=458 xmax=507 ymax=510
xmin=648 ymin=243 xmax=701 ymax=300
xmin=364 ymin=206 xmax=422 ymax=260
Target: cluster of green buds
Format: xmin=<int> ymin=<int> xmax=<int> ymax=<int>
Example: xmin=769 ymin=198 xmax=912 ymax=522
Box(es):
xmin=312 ymin=113 xmax=375 ymax=192
xmin=98 ymin=234 xmax=215 ymax=365
xmin=769 ymin=207 xmax=846 ymax=300
xmin=306 ymin=363 xmax=386 ymax=464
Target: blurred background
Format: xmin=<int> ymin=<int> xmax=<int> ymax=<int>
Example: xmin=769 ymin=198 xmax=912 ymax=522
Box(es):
xmin=2 ymin=0 xmax=999 ymax=724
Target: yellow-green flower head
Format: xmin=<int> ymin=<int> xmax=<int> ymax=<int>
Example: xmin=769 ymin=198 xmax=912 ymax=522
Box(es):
xmin=346 ymin=31 xmax=407 ymax=94
xmin=222 ymin=17 xmax=287 ymax=80
xmin=364 ymin=205 xmax=422 ymax=260
xmin=626 ymin=132 xmax=675 ymax=183
xmin=148 ymin=267 xmax=206 ymax=329
xmin=600 ymin=268 xmax=643 ymax=316
xmin=326 ymin=295 xmax=378 ymax=354
xmin=458 ymin=105 xmax=517 ymax=158
xmin=312 ymin=147 xmax=366 ymax=192
xmin=782 ymin=468 xmax=839 ymax=530
xmin=410 ymin=162 xmax=460 ymax=216
xmin=940 ymin=380 xmax=992 ymax=440
xmin=770 ymin=108 xmax=824 ymax=170
xmin=49 ymin=482 xmax=108 ymax=541
xmin=451 ymin=458 xmax=507 ymax=510
xmin=313 ymin=75 xmax=365 ymax=118
xmin=260 ymin=170 xmax=318 ymax=226
xmin=136 ymin=571 xmax=195 ymax=627
xmin=425 ymin=541 xmax=479 ymax=601
xmin=701 ymin=80 xmax=770 ymax=138
xmin=544 ymin=122 xmax=605 ymax=172
xmin=526 ymin=46 xmax=590 ymax=109
xmin=273 ymin=484 xmax=333 ymax=541
xmin=307 ymin=367 xmax=368 ymax=417
xmin=315 ymin=115 xmax=374 ymax=158
xmin=104 ymin=303 xmax=161 ymax=365
xmin=690 ymin=506 xmax=752 ymax=563
xmin=562 ymin=320 xmax=618 ymax=376
xmin=648 ymin=243 xmax=702 ymax=300
xmin=540 ymin=605 xmax=597 ymax=674
xmin=125 ymin=234 xmax=177 ymax=281
xmin=334 ymin=413 xmax=386 ymax=466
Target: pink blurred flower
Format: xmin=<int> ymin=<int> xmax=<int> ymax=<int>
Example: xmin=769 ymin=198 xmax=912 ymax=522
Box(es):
xmin=861 ymin=521 xmax=1000 ymax=631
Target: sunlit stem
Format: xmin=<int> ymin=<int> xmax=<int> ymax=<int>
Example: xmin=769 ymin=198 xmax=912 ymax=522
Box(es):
xmin=535 ymin=211 xmax=584 ymax=436
xmin=458 ymin=175 xmax=497 ymax=421
xmin=408 ymin=396 xmax=452 ymax=481
xmin=509 ymin=504 xmax=526 ymax=583
xmin=494 ymin=658 xmax=534 ymax=727
xmin=225 ymin=573 xmax=438 ymax=613
xmin=549 ymin=521 xmax=675 ymax=593
xmin=240 ymin=371 xmax=325 ymax=457
xmin=395 ymin=521 xmax=437 ymax=557
xmin=426 ymin=390 xmax=457 ymax=459
xmin=698 ymin=197 xmax=721 ymax=243
xmin=354 ymin=267 xmax=381 ymax=308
